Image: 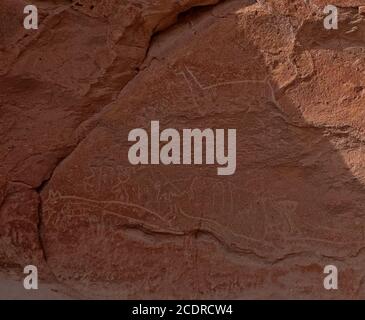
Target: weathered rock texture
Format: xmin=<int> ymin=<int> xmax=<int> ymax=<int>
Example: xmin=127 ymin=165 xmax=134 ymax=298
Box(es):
xmin=1 ymin=0 xmax=365 ymax=299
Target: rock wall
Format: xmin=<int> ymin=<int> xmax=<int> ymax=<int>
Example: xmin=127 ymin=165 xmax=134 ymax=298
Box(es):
xmin=1 ymin=0 xmax=365 ymax=299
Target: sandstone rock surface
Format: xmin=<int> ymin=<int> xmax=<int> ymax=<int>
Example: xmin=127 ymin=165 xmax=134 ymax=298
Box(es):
xmin=1 ymin=0 xmax=365 ymax=299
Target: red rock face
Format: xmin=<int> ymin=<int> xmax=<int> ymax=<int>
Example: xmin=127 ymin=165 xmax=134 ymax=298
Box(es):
xmin=1 ymin=0 xmax=365 ymax=299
